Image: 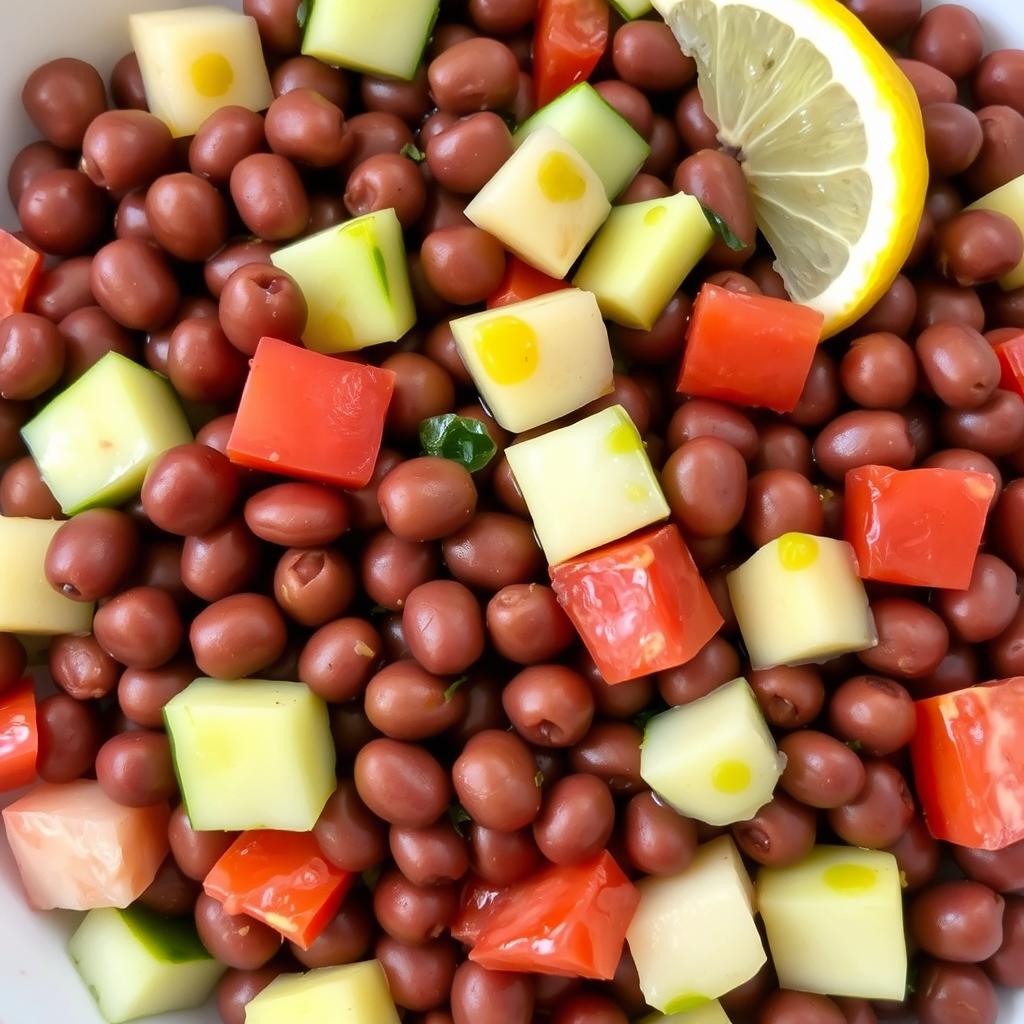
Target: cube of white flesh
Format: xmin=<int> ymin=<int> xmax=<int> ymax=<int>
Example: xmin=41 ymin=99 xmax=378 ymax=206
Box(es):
xmin=640 ymin=677 xmax=784 ymax=826
xmin=513 ymin=83 xmax=650 ymax=199
xmin=466 ymin=126 xmax=611 ymax=279
xmin=21 ymin=351 xmax=193 ymax=515
xmin=574 ymin=192 xmax=714 ymax=329
xmin=450 ymin=289 xmax=614 ymax=433
xmin=272 ymin=208 xmax=415 ymax=352
xmin=637 ymin=1001 xmax=733 ymax=1024
xmin=129 ymin=6 xmax=273 ymax=138
xmin=302 ymin=0 xmax=439 ymax=80
xmin=245 ymin=960 xmax=401 ymax=1024
xmin=967 ymin=172 xmax=1024 ymax=290
xmin=727 ymin=532 xmax=877 ymax=670
xmin=505 ymin=404 xmax=669 ymax=564
xmin=0 ymin=517 xmax=94 ymax=634
xmin=69 ymin=906 xmax=225 ymax=1023
xmin=627 ymin=835 xmax=766 ymax=1013
xmin=758 ymin=846 xmax=907 ymax=1000
xmin=163 ymin=678 xmax=335 ymax=831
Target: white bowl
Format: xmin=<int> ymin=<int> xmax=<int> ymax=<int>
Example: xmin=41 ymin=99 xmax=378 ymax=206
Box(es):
xmin=1 ymin=1 xmax=1021 ymax=1021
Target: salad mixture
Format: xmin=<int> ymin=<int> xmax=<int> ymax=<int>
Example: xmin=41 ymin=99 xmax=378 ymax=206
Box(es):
xmin=2 ymin=0 xmax=1024 ymax=1022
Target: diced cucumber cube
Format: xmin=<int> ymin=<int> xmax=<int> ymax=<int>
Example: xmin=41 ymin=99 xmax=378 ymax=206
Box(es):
xmin=245 ymin=960 xmax=401 ymax=1024
xmin=505 ymin=405 xmax=669 ymax=564
xmin=627 ymin=836 xmax=766 ymax=1013
xmin=514 ymin=84 xmax=651 ymax=199
xmin=272 ymin=209 xmax=415 ymax=353
xmin=610 ymin=0 xmax=655 ymax=17
xmin=130 ymin=6 xmax=274 ymax=138
xmin=69 ymin=905 xmax=225 ymax=1023
xmin=450 ymin=288 xmax=613 ymax=433
xmin=302 ymin=0 xmax=439 ymax=80
xmin=758 ymin=846 xmax=906 ymax=1000
xmin=967 ymin=172 xmax=1024 ymax=290
xmin=21 ymin=352 xmax=193 ymax=515
xmin=640 ymin=678 xmax=783 ymax=826
xmin=727 ymin=533 xmax=877 ymax=670
xmin=638 ymin=1001 xmax=733 ymax=1024
xmin=0 ymin=517 xmax=94 ymax=634
xmin=466 ymin=127 xmax=610 ymax=280
xmin=574 ymin=193 xmax=714 ymax=329
xmin=163 ymin=678 xmax=335 ymax=831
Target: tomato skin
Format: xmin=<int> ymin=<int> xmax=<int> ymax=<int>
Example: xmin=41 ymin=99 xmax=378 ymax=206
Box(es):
xmin=549 ymin=525 xmax=722 ymax=685
xmin=227 ymin=336 xmax=395 ymax=489
xmin=203 ymin=829 xmax=354 ymax=949
xmin=912 ymin=678 xmax=1024 ymax=851
xmin=677 ymin=284 xmax=824 ymax=413
xmin=844 ymin=465 xmax=995 ymax=590
xmin=996 ymin=334 xmax=1024 ymax=397
xmin=0 ymin=230 xmax=42 ymax=320
xmin=487 ymin=256 xmax=570 ymax=309
xmin=0 ymin=679 xmax=37 ymax=792
xmin=533 ymin=0 xmax=611 ymax=108
xmin=469 ymin=850 xmax=639 ymax=979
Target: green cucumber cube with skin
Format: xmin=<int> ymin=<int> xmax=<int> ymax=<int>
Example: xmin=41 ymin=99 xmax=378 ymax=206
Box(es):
xmin=272 ymin=208 xmax=415 ymax=353
xmin=638 ymin=1001 xmax=733 ymax=1024
xmin=245 ymin=960 xmax=401 ymax=1024
xmin=68 ymin=905 xmax=225 ymax=1023
xmin=21 ymin=352 xmax=193 ymax=515
xmin=513 ymin=83 xmax=651 ymax=199
xmin=574 ymin=192 xmax=715 ymax=329
xmin=163 ymin=678 xmax=335 ymax=831
xmin=610 ymin=0 xmax=654 ymax=17
xmin=302 ymin=0 xmax=439 ymax=80
xmin=758 ymin=846 xmax=907 ymax=1000
xmin=640 ymin=677 xmax=784 ymax=827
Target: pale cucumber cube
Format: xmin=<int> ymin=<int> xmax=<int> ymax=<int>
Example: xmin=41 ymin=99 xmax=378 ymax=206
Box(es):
xmin=639 ymin=1002 xmax=733 ymax=1024
xmin=514 ymin=84 xmax=650 ymax=199
xmin=727 ymin=533 xmax=877 ymax=670
xmin=272 ymin=209 xmax=415 ymax=353
xmin=627 ymin=836 xmax=766 ymax=1013
xmin=450 ymin=289 xmax=613 ymax=433
xmin=69 ymin=906 xmax=225 ymax=1023
xmin=0 ymin=517 xmax=93 ymax=634
xmin=640 ymin=678 xmax=783 ymax=826
xmin=130 ymin=6 xmax=273 ymax=137
xmin=574 ymin=193 xmax=714 ymax=329
xmin=21 ymin=352 xmax=193 ymax=515
xmin=302 ymin=0 xmax=438 ymax=80
xmin=163 ymin=678 xmax=335 ymax=831
xmin=466 ymin=127 xmax=610 ymax=279
xmin=967 ymin=172 xmax=1024 ymax=290
xmin=611 ymin=0 xmax=655 ymax=17
xmin=505 ymin=405 xmax=669 ymax=564
xmin=245 ymin=960 xmax=400 ymax=1024
xmin=758 ymin=846 xmax=906 ymax=1000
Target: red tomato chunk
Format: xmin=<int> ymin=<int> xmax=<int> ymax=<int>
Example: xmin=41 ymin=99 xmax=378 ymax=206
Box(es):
xmin=487 ymin=256 xmax=570 ymax=309
xmin=549 ymin=524 xmax=722 ymax=684
xmin=533 ymin=0 xmax=610 ymax=108
xmin=996 ymin=333 xmax=1024 ymax=398
xmin=677 ymin=283 xmax=824 ymax=413
xmin=469 ymin=849 xmax=639 ymax=979
xmin=912 ymin=677 xmax=1024 ymax=851
xmin=203 ymin=829 xmax=354 ymax=949
xmin=227 ymin=336 xmax=395 ymax=489
xmin=0 ymin=229 xmax=43 ymax=320
xmin=451 ymin=876 xmax=506 ymax=946
xmin=0 ymin=679 xmax=37 ymax=792
xmin=844 ymin=464 xmax=995 ymax=589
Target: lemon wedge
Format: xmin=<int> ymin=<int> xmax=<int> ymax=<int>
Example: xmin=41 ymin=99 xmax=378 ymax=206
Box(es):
xmin=653 ymin=0 xmax=927 ymax=337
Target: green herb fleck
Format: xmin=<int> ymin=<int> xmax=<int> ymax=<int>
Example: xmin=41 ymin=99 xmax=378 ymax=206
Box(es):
xmin=444 ymin=675 xmax=468 ymax=703
xmin=369 ymin=603 xmax=390 ymax=617
xmin=400 ymin=143 xmax=426 ymax=163
xmin=419 ymin=414 xmax=497 ymax=473
xmin=846 ymin=739 xmax=864 ymax=753
xmin=534 ymin=770 xmax=544 ymax=788
xmin=361 ymin=866 xmax=382 ymax=890
xmin=632 ymin=707 xmax=660 ymax=731
xmin=700 ymin=202 xmax=746 ymax=252
xmin=448 ymin=804 xmax=472 ymax=836
xmin=296 ymin=0 xmax=313 ymax=31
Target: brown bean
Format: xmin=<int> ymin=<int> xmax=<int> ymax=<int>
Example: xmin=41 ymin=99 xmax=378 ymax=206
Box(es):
xmin=35 ymin=694 xmax=102 ymax=783
xmin=292 ymin=890 xmax=375 ymax=969
xmin=378 ymin=457 xmax=477 ymax=542
xmin=454 ymin=729 xmax=542 ymax=832
xmin=916 ymin=961 xmax=998 ymax=1024
xmin=533 ymin=773 xmax=614 ymax=865
xmin=661 ymin=437 xmax=747 ymax=538
xmin=828 ymin=760 xmax=915 ymax=849
xmin=204 ymin=239 xmax=276 ymax=299
xmin=229 ymin=153 xmax=309 ymax=241
xmin=887 ymin=816 xmax=941 ymax=892
xmin=272 ymin=54 xmax=350 ymax=108
xmin=854 ymin=274 xmax=918 ymax=336
xmin=403 ymin=580 xmax=485 ymax=675
xmin=974 ymin=50 xmax=1024 ymax=116
xmin=180 ymin=517 xmax=261 ymax=603
xmin=594 ymin=80 xmax=653 ymax=138
xmin=374 ymin=868 xmax=458 ymax=945
xmin=742 ymin=469 xmax=824 ymax=548
xmin=81 ymin=110 xmax=175 ymax=194
xmin=613 ymin=20 xmax=695 ymax=92
xmin=623 ymin=791 xmax=697 ymax=876
xmin=118 ymin=662 xmax=193 ymax=730
xmin=7 ymin=141 xmax=72 ymax=208
xmin=377 ymin=936 xmax=457 ymax=1012
xmin=843 ymin=0 xmax=922 ymax=40
xmin=313 ymin=779 xmax=388 ymax=872
xmin=355 ymin=738 xmax=452 ymax=828
xmin=936 ymin=210 xmax=1023 ymax=288
xmin=813 ymin=410 xmax=914 ymax=480
xmin=568 ymin=721 xmax=643 ymax=795
xmin=91 ymin=238 xmax=180 ymax=331
xmin=420 ymin=226 xmax=506 ymax=305
xmin=675 ymin=86 xmax=719 ymax=151
xmin=934 ymin=553 xmax=1020 ymax=643
xmin=667 ymin=399 xmax=758 ymax=460
xmin=840 ymin=332 xmax=918 ymax=409
xmin=19 ymin=169 xmax=107 ymax=256
xmin=109 ymin=52 xmax=147 ymax=111
xmin=273 ymin=547 xmax=355 ymax=627
xmin=244 ymin=483 xmax=349 ymax=546
xmin=986 ymin=897 xmax=1024 ymax=986
xmin=391 ymin=822 xmax=469 ymax=888
xmin=194 ymin=893 xmax=281 ymax=971
xmin=189 ymin=593 xmax=286 ymax=679
xmin=426 ymin=113 xmax=512 ymax=195
xmin=658 ymin=636 xmax=740 ymax=707
xmin=382 ymin=351 xmax=456 ymax=440
xmin=142 ymin=444 xmax=238 ymax=537
xmin=749 ymin=665 xmax=825 ymax=730
xmin=93 ymin=587 xmax=182 ymax=670
xmin=940 ymin=389 xmax=1024 ymax=457
xmin=22 ymin=58 xmax=106 ymax=149
xmin=911 ymin=880 xmax=1005 ymax=963
xmin=923 ymin=103 xmax=984 ymax=178
xmin=265 ymin=88 xmax=351 ymax=167
xmin=896 ymin=58 xmax=958 ymax=106
xmin=502 ymin=664 xmax=594 ymax=748
xmin=858 ymin=597 xmax=948 ymax=678
xmin=428 ymin=38 xmax=520 ymax=114
xmin=0 ymin=455 xmax=61 ymax=519
xmin=910 ymin=3 xmax=984 ymax=80
xmin=964 ymin=105 xmax=1024 ymax=196
xmin=759 ymin=991 xmax=846 ymax=1024
xmin=828 ymin=675 xmax=916 ymax=756
xmin=779 ymin=730 xmax=866 ymax=809
xmin=95 ymin=730 xmax=177 ymax=807
xmin=365 ymin=660 xmax=466 ymax=740
xmin=486 ymin=584 xmax=573 ymax=665
xmin=443 ymin=512 xmax=542 ymax=591
xmin=673 ymin=150 xmax=755 ymax=267
xmin=733 ymin=792 xmax=817 ymax=868
xmin=168 ymin=804 xmax=236 ymax=881
xmin=45 ymin=508 xmax=139 ymax=602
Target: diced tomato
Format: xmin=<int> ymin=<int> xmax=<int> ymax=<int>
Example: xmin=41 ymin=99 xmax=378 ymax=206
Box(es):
xmin=203 ymin=829 xmax=354 ymax=949
xmin=844 ymin=465 xmax=995 ymax=590
xmin=487 ymin=256 xmax=571 ymax=309
xmin=549 ymin=525 xmax=722 ymax=684
xmin=912 ymin=678 xmax=1024 ymax=851
xmin=677 ymin=284 xmax=824 ymax=413
xmin=0 ymin=679 xmax=37 ymax=792
xmin=451 ymin=876 xmax=507 ymax=946
xmin=0 ymin=229 xmax=42 ymax=320
xmin=995 ymin=333 xmax=1024 ymax=398
xmin=533 ymin=0 xmax=610 ymax=107
xmin=227 ymin=336 xmax=395 ymax=489
xmin=469 ymin=850 xmax=639 ymax=979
